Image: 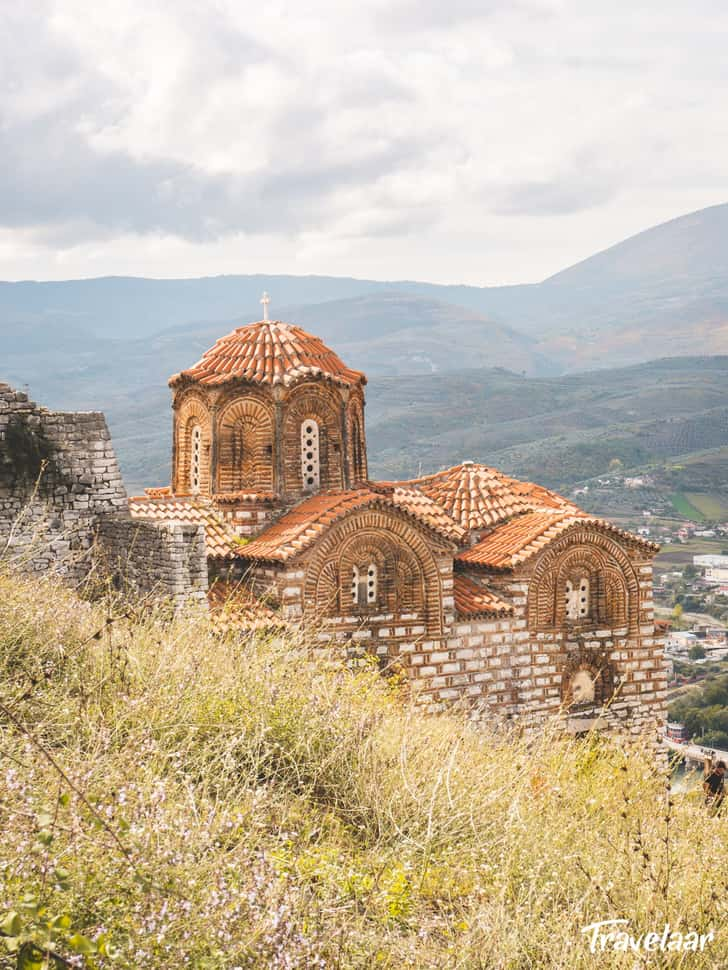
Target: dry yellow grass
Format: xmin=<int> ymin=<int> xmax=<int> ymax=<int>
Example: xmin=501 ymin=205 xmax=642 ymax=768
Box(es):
xmin=0 ymin=566 xmax=726 ymax=968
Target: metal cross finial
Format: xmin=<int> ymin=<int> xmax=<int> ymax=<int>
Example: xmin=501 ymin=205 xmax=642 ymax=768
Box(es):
xmin=261 ymin=291 xmax=270 ymax=322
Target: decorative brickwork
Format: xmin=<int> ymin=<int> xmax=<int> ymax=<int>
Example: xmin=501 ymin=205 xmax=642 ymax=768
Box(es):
xmin=173 ymin=390 xmax=212 ymax=495
xmin=216 ymin=395 xmax=274 ymax=493
xmin=128 ymin=315 xmax=667 ymax=749
xmin=527 ymin=527 xmax=640 ymax=633
xmin=346 ymin=390 xmax=367 ymax=483
xmin=301 ymin=507 xmax=448 ymax=634
xmin=281 ymin=382 xmax=344 ymax=494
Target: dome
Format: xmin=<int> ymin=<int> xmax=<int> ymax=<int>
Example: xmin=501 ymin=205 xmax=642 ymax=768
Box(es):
xmin=169 ymin=320 xmax=367 ymax=389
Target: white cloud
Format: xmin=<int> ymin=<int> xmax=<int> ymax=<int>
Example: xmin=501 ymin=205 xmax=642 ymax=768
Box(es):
xmin=1 ymin=0 xmax=727 ymax=284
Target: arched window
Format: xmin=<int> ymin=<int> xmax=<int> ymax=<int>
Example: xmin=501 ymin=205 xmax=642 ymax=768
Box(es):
xmin=565 ymin=576 xmax=590 ymax=620
xmin=351 ymin=562 xmax=378 ymax=608
xmin=190 ymin=425 xmax=202 ymax=493
xmin=301 ymin=419 xmax=320 ymax=490
xmin=366 ymin=562 xmax=377 ymax=604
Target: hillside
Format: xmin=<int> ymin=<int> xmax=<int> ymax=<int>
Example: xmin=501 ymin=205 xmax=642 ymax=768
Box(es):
xmin=366 ymin=356 xmax=728 ymax=488
xmin=10 ymin=351 xmax=726 ymax=501
xmin=546 ymin=202 xmax=728 ymax=292
xmin=1 ymin=567 xmax=726 ymax=967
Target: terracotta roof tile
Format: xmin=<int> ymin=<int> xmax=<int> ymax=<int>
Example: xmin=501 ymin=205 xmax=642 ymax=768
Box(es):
xmin=129 ymin=496 xmax=241 ymax=560
xmin=239 ymin=486 xmax=464 ymax=562
xmin=144 ymin=486 xmax=172 ymax=498
xmin=169 ymin=320 xmax=366 ymax=389
xmin=402 ymin=462 xmax=567 ymax=530
xmin=207 ymin=580 xmax=283 ymax=632
xmin=499 ymin=476 xmax=579 ymax=513
xmin=456 ymin=510 xmax=659 ymax=570
xmin=454 ymin=575 xmax=513 ymax=617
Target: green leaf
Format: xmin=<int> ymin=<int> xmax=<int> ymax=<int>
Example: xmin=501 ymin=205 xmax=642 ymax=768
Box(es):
xmin=37 ymin=830 xmax=54 ymax=847
xmin=0 ymin=910 xmax=22 ymax=937
xmin=59 ymin=793 xmax=70 ymax=808
xmin=69 ymin=933 xmax=97 ymax=955
xmin=97 ymin=933 xmax=120 ymax=958
xmin=19 ymin=899 xmax=39 ymax=918
xmin=36 ymin=812 xmax=54 ymax=828
xmin=18 ymin=942 xmax=46 ymax=970
xmin=53 ymin=867 xmax=71 ymax=889
xmin=50 ymin=914 xmax=72 ymax=931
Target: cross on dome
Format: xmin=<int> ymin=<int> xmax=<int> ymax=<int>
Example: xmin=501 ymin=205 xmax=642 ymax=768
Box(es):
xmin=260 ymin=291 xmax=270 ymax=322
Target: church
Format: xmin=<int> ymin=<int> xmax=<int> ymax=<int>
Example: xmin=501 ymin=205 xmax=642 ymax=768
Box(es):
xmin=129 ymin=299 xmax=666 ymax=737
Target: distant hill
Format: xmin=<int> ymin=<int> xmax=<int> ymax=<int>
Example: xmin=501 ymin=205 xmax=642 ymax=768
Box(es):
xmin=2 ymin=203 xmax=728 ymax=499
xmin=546 ymin=202 xmax=728 ymax=291
xmin=1 ymin=202 xmax=727 ymax=376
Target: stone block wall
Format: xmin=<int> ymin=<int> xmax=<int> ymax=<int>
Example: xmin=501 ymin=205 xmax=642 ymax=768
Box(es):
xmin=0 ymin=383 xmax=127 ymax=575
xmin=96 ymin=514 xmax=208 ymax=608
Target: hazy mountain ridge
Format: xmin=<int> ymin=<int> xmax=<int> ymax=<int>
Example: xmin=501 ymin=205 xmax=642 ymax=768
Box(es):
xmin=2 ymin=203 xmax=728 ymax=495
xmin=2 ymin=202 xmax=727 ymax=375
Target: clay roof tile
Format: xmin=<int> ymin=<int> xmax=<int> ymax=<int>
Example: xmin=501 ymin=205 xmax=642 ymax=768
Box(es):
xmin=453 ymin=575 xmax=514 ymax=617
xmin=169 ymin=320 xmax=366 ymax=390
xmin=129 ymin=496 xmax=241 ymax=560
xmin=239 ymin=486 xmax=465 ymax=562
xmin=456 ymin=509 xmax=659 ymax=570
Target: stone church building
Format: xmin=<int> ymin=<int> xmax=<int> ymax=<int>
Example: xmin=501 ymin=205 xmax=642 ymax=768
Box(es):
xmin=128 ymin=313 xmax=666 ymax=737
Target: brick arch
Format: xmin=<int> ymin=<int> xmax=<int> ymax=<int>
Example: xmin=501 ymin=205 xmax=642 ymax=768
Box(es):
xmin=282 ymin=382 xmax=344 ymax=493
xmin=304 ymin=508 xmax=443 ymax=633
xmin=216 ymin=396 xmax=274 ymax=492
xmin=560 ymin=643 xmax=616 ymax=710
xmin=174 ymin=391 xmax=212 ymax=494
xmin=347 ymin=395 xmax=367 ymax=482
xmin=528 ymin=527 xmax=639 ymax=632
xmin=338 ymin=530 xmax=425 ymax=615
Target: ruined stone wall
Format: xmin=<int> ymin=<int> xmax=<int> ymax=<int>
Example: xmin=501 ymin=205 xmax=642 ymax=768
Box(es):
xmin=96 ymin=514 xmax=208 ymax=608
xmin=0 ymin=383 xmax=127 ymax=575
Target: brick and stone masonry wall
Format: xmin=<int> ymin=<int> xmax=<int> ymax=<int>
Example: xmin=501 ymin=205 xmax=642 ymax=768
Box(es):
xmin=96 ymin=514 xmax=208 ymax=609
xmin=245 ymin=541 xmax=666 ymax=747
xmin=404 ymin=562 xmax=666 ymax=747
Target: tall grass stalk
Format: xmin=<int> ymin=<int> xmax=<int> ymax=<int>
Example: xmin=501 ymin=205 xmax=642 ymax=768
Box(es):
xmin=0 ymin=566 xmax=725 ymax=968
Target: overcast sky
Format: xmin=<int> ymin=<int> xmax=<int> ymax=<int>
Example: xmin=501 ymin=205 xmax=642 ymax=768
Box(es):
xmin=1 ymin=0 xmax=727 ymax=285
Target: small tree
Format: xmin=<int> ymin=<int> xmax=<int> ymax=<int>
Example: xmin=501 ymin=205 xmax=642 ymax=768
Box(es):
xmin=689 ymin=644 xmax=707 ymax=661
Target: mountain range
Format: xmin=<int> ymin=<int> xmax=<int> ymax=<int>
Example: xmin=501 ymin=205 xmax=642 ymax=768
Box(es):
xmin=1 ymin=202 xmax=727 ymax=494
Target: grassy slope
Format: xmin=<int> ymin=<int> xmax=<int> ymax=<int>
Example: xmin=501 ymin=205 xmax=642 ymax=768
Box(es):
xmin=670 ymin=493 xmax=707 ymax=521
xmin=1 ymin=569 xmax=727 ymax=968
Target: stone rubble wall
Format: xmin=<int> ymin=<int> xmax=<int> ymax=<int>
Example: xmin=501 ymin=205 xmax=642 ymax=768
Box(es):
xmin=0 ymin=383 xmax=127 ymax=575
xmin=0 ymin=383 xmax=208 ymax=607
xmin=95 ymin=514 xmax=208 ymax=609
